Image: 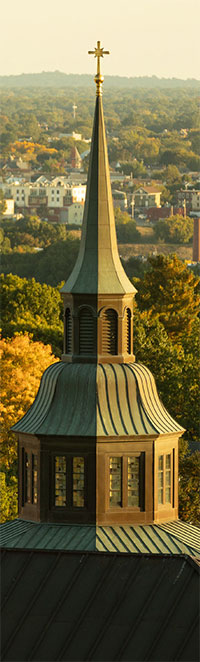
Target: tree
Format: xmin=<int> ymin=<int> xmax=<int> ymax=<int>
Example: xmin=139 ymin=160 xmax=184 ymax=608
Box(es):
xmin=0 ymin=190 xmax=6 ymax=217
xmin=163 ymin=165 xmax=182 ymax=193
xmin=153 ymin=215 xmax=193 ymax=244
xmin=116 ymin=221 xmax=141 ymax=243
xmin=134 ymin=308 xmax=200 ymax=442
xmin=1 ymin=274 xmax=63 ymax=355
xmin=0 ymin=334 xmax=58 ymax=522
xmin=135 ymin=255 xmax=200 ymax=339
xmin=178 ymin=442 xmax=200 ymax=524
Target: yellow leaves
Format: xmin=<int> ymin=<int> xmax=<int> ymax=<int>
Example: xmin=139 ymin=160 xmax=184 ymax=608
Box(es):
xmin=0 ymin=334 xmax=58 ymax=469
xmin=10 ymin=141 xmax=58 ymax=161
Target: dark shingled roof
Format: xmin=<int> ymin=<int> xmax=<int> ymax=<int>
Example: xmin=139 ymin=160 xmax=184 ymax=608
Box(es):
xmin=1 ymin=548 xmax=199 ymax=662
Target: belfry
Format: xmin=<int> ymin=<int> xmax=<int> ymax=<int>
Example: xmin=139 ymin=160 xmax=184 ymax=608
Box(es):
xmin=12 ymin=42 xmax=184 ymax=527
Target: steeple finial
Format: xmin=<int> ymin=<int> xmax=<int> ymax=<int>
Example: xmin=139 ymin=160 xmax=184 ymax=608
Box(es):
xmin=88 ymin=40 xmax=110 ymax=96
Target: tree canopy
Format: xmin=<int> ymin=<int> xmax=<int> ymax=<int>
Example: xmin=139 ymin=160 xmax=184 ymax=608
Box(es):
xmin=135 ymin=254 xmax=200 ymax=339
xmin=1 ymin=273 xmax=63 ymax=355
xmin=0 ymin=334 xmax=58 ymax=522
xmin=153 ymin=215 xmax=193 ymax=244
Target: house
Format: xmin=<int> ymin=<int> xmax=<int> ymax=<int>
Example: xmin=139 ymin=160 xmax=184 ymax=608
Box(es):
xmin=177 ymin=188 xmax=200 ymax=214
xmin=133 ymin=186 xmax=161 ymax=210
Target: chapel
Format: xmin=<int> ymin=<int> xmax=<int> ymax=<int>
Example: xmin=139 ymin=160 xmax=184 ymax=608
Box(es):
xmin=12 ymin=42 xmax=184 ymax=528
xmin=2 ymin=43 xmax=199 ymax=662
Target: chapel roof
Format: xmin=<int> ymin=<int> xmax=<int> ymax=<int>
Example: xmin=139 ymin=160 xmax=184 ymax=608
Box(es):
xmin=11 ymin=361 xmax=183 ymax=437
xmin=1 ymin=547 xmax=199 ymax=661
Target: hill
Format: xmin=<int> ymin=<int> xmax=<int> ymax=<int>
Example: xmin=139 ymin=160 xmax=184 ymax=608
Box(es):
xmin=0 ymin=71 xmax=199 ymax=88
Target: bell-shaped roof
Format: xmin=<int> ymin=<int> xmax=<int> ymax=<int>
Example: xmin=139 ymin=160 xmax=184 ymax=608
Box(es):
xmin=61 ymin=94 xmax=136 ymax=295
xmin=12 ymin=362 xmax=184 ymax=437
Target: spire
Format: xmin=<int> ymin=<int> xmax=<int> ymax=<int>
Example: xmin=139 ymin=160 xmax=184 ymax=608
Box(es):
xmin=61 ymin=42 xmax=136 ymax=296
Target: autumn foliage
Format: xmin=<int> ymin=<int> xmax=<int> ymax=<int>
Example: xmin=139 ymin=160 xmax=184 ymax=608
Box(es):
xmin=0 ymin=334 xmax=58 ymax=522
xmin=10 ymin=140 xmax=58 ymax=161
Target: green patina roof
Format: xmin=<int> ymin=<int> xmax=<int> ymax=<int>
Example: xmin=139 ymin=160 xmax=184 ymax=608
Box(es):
xmin=11 ymin=361 xmax=183 ymax=437
xmin=61 ymin=96 xmax=136 ymax=296
xmin=1 ymin=519 xmax=199 ymax=557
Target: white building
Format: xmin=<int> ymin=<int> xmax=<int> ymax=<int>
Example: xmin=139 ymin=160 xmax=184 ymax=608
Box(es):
xmin=67 ymin=203 xmax=84 ymax=224
xmin=0 ymin=178 xmax=86 ymax=216
xmin=191 ymin=190 xmax=200 ymax=212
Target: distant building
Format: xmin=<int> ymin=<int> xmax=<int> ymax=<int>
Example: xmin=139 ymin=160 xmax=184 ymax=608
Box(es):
xmin=59 ymin=131 xmax=82 ymax=141
xmin=67 ymin=202 xmax=84 ymax=224
xmin=133 ymin=186 xmax=161 ymax=210
xmin=147 ymin=206 xmax=185 ymax=222
xmin=177 ymin=189 xmax=200 ymax=214
xmin=0 ymin=178 xmax=86 ymax=222
xmin=112 ymin=189 xmax=127 ymax=210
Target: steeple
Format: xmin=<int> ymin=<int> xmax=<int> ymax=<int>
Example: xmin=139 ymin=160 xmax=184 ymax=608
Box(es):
xmin=61 ymin=42 xmax=136 ymax=364
xmin=62 ymin=43 xmax=135 ymax=296
xmin=12 ymin=42 xmax=184 ymax=528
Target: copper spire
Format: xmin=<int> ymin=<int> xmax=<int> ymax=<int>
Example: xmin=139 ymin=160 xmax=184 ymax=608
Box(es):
xmin=62 ymin=44 xmax=136 ymax=296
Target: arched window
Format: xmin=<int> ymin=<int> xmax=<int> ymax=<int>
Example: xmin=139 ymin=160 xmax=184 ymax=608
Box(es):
xmin=124 ymin=308 xmax=131 ymax=354
xmin=102 ymin=308 xmax=118 ymax=355
xmin=65 ymin=308 xmax=72 ymax=354
xmin=79 ymin=307 xmax=94 ymax=355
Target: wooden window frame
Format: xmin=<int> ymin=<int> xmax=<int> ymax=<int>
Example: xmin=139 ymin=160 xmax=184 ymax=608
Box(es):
xmin=22 ymin=449 xmax=38 ymax=507
xmin=158 ymin=452 xmax=173 ymax=507
xmin=108 ymin=453 xmax=144 ymax=511
xmin=52 ymin=454 xmax=87 ymax=510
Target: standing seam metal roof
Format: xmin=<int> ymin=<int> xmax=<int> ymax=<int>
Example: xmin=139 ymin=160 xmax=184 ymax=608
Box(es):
xmin=11 ymin=362 xmax=183 ymax=437
xmin=1 ymin=549 xmax=199 ymax=661
xmin=1 ymin=519 xmax=199 ymax=557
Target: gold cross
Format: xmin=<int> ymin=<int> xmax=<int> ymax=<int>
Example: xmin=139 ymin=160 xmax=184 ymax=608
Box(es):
xmin=88 ymin=40 xmax=110 ymax=75
xmin=88 ymin=40 xmax=110 ymax=95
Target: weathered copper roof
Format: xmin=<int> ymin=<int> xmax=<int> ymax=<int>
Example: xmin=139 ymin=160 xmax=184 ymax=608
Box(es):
xmin=12 ymin=361 xmax=183 ymax=437
xmin=1 ymin=519 xmax=199 ymax=556
xmin=61 ymin=95 xmax=136 ymax=295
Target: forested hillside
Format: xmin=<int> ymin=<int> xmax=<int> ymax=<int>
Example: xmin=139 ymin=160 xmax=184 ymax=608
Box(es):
xmin=0 ymin=72 xmax=199 ymax=88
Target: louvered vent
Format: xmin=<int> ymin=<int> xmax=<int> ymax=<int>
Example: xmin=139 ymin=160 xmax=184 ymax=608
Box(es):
xmin=102 ymin=309 xmax=118 ymax=355
xmin=124 ymin=308 xmax=131 ymax=354
xmin=65 ymin=308 xmax=72 ymax=354
xmin=79 ymin=308 xmax=94 ymax=355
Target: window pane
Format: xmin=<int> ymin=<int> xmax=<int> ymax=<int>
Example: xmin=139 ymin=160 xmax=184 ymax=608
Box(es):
xmin=32 ymin=454 xmax=38 ymax=505
xmin=158 ymin=455 xmax=163 ymax=504
xmin=25 ymin=452 xmax=31 ymax=503
xmin=165 ymin=454 xmax=171 ymax=503
xmin=55 ymin=456 xmax=66 ymax=506
xmin=109 ymin=457 xmax=122 ymax=506
xmin=73 ymin=457 xmax=84 ymax=507
xmin=128 ymin=456 xmax=139 ymax=507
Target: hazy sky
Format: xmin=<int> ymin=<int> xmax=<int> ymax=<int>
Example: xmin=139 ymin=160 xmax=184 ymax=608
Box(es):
xmin=1 ymin=0 xmax=199 ymax=78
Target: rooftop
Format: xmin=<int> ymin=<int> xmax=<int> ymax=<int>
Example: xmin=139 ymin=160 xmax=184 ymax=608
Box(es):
xmin=1 ymin=546 xmax=199 ymax=662
xmin=1 ymin=518 xmax=199 ymax=556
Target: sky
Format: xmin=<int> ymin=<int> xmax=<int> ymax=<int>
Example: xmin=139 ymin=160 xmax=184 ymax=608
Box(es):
xmin=1 ymin=0 xmax=199 ymax=79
